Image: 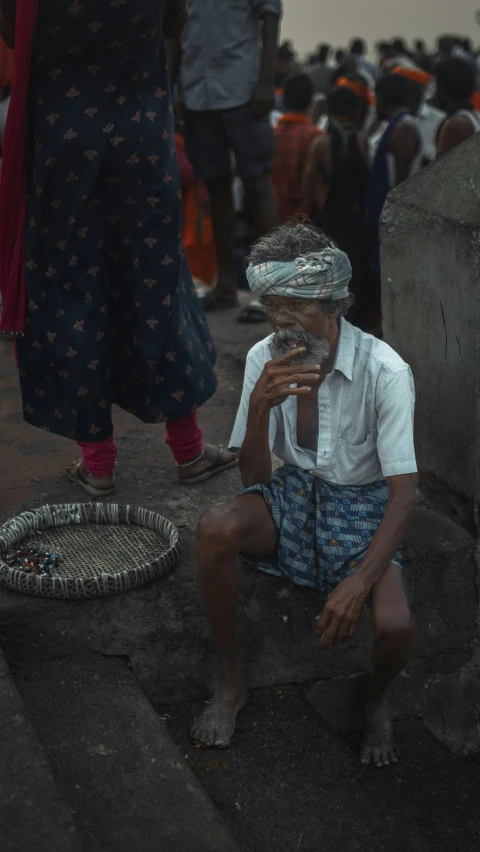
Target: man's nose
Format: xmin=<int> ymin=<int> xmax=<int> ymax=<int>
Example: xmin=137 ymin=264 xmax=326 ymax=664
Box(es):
xmin=275 ymin=309 xmax=296 ymax=326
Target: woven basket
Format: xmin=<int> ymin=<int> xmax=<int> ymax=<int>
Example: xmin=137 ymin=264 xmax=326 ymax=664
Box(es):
xmin=0 ymin=503 xmax=181 ymax=599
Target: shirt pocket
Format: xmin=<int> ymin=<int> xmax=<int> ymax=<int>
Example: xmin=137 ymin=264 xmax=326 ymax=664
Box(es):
xmin=335 ymin=431 xmax=378 ymax=483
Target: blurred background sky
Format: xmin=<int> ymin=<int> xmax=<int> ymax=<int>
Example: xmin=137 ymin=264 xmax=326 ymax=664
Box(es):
xmin=281 ymin=0 xmax=480 ymax=58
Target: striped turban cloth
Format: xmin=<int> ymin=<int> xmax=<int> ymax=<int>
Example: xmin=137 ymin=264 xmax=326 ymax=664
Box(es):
xmin=246 ymin=249 xmax=352 ymax=301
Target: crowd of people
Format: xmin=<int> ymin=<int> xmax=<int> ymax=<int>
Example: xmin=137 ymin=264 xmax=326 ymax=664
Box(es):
xmin=263 ymin=33 xmax=480 ymax=330
xmin=0 ymin=1 xmax=477 ymax=770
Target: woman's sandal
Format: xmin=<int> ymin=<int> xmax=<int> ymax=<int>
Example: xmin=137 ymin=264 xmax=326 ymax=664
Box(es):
xmin=178 ymin=448 xmax=239 ymax=485
xmin=237 ymin=298 xmax=268 ymax=324
xmin=66 ymin=462 xmax=117 ymax=498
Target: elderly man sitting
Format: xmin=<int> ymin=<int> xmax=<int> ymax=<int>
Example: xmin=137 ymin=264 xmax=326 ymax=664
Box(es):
xmin=192 ymin=223 xmax=417 ymax=768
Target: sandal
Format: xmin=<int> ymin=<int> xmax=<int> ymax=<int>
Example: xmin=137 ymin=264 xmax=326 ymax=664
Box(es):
xmin=237 ymin=299 xmax=268 ymax=324
xmin=66 ymin=462 xmax=117 ymax=498
xmin=200 ymin=292 xmax=239 ymax=312
xmin=179 ymin=448 xmax=239 ymax=485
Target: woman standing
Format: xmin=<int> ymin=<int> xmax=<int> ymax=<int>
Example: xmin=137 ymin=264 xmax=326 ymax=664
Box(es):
xmin=0 ymin=0 xmax=236 ymax=495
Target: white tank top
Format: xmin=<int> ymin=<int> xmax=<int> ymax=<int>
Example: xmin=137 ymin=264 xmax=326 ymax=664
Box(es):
xmin=387 ymin=116 xmax=424 ymax=189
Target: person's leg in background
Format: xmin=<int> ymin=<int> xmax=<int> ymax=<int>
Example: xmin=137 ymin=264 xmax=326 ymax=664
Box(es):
xmin=227 ymin=105 xmax=279 ymax=323
xmin=67 ymin=434 xmax=118 ymax=497
xmin=68 ymin=413 xmax=238 ymax=495
xmin=243 ymin=172 xmax=278 ymax=242
xmin=183 ymin=107 xmax=239 ymax=308
xmin=166 ymin=412 xmax=238 ymax=484
xmin=228 ymin=104 xmax=278 ymax=240
xmin=205 ymin=176 xmax=238 ymax=306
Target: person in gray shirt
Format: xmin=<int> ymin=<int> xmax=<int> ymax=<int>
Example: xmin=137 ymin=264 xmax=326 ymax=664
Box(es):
xmin=171 ymin=0 xmax=282 ymax=315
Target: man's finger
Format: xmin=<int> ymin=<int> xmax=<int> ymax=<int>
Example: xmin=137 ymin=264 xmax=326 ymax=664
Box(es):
xmin=332 ymin=620 xmax=349 ymax=645
xmin=287 ymin=386 xmax=314 ymax=396
xmin=315 ymin=610 xmax=330 ymax=637
xmin=273 ymin=347 xmax=307 ymax=364
xmin=275 ymin=364 xmax=322 ymax=381
xmin=278 ymin=372 xmax=321 ymax=385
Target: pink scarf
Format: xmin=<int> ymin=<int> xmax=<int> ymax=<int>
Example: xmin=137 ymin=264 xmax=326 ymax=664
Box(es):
xmin=0 ymin=0 xmax=39 ymax=334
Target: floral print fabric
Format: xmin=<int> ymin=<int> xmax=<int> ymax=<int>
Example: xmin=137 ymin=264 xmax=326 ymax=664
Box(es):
xmin=16 ymin=0 xmax=217 ymax=441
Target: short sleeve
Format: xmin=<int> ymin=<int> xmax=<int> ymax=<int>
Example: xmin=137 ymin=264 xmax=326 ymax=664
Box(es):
xmin=375 ymin=367 xmax=417 ymax=478
xmin=250 ymin=0 xmax=283 ymax=19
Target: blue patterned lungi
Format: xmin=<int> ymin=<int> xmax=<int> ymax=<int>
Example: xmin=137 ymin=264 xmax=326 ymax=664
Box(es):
xmin=240 ymin=466 xmax=404 ymax=593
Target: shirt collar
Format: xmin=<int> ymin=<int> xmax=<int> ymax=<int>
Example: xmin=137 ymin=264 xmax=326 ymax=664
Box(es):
xmin=332 ymin=318 xmax=355 ymax=381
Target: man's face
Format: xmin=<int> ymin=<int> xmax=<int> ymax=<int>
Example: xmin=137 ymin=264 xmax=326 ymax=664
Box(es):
xmin=262 ymin=295 xmax=332 ymax=365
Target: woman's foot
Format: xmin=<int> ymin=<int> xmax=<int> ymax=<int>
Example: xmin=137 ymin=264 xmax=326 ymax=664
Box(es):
xmin=178 ymin=445 xmax=238 ymax=485
xmin=66 ymin=461 xmax=117 ymax=498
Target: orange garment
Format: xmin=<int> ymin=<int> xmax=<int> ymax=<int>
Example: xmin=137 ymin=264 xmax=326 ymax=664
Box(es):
xmin=175 ymin=132 xmax=217 ymax=288
xmin=0 ymin=37 xmax=14 ymax=88
xmin=271 ymin=113 xmax=322 ymax=224
xmin=470 ymin=91 xmax=480 ymax=111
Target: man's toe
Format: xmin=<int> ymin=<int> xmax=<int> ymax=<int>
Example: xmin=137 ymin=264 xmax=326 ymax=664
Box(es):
xmin=360 ymin=745 xmax=372 ymax=766
xmin=213 ymin=725 xmax=233 ymax=748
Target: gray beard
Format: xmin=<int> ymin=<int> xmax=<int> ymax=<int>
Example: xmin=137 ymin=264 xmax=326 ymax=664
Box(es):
xmin=270 ymin=328 xmax=330 ymax=365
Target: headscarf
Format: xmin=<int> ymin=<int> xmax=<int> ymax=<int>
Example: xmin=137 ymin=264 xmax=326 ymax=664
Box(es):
xmin=246 ymin=249 xmax=352 ymax=301
xmin=337 ymin=76 xmax=376 ymax=106
xmin=392 ymin=65 xmax=432 ymax=87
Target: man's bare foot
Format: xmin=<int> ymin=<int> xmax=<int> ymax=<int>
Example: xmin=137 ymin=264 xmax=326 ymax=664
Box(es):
xmin=66 ymin=462 xmax=116 ymax=497
xmin=178 ymin=445 xmax=238 ymax=485
xmin=190 ymin=680 xmax=248 ymax=748
xmin=360 ymin=688 xmax=398 ymax=768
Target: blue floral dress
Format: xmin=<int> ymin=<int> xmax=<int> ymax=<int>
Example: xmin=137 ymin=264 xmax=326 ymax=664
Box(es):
xmin=11 ymin=0 xmax=217 ymax=442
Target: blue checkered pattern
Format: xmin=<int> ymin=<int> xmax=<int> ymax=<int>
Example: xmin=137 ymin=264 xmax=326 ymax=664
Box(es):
xmin=240 ymin=466 xmax=404 ymax=592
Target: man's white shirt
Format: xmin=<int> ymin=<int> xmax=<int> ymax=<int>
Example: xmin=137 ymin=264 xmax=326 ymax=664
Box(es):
xmin=230 ymin=318 xmax=417 ymax=486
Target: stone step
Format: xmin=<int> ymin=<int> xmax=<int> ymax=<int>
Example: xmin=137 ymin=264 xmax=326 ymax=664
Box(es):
xmin=15 ymin=655 xmax=240 ymax=852
xmin=0 ymin=648 xmax=82 ymax=852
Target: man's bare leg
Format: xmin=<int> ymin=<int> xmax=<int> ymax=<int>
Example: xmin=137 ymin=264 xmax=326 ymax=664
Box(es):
xmin=191 ymin=494 xmax=278 ymax=747
xmin=206 ymin=176 xmax=238 ymax=306
xmin=243 ymin=174 xmax=278 ymax=237
xmin=360 ymin=563 xmax=416 ymax=768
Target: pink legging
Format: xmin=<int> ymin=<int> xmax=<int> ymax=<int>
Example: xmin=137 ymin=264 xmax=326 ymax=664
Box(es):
xmin=78 ymin=412 xmax=203 ymax=477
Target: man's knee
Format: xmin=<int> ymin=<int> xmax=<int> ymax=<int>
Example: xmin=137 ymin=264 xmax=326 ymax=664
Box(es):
xmin=373 ymin=604 xmax=416 ymax=650
xmin=196 ymin=503 xmax=241 ymax=554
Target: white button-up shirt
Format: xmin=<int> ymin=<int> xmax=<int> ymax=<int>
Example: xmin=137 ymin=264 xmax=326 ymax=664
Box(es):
xmin=230 ymin=319 xmax=417 ymax=486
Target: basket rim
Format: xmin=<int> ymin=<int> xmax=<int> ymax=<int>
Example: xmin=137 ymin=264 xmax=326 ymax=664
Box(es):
xmin=0 ymin=503 xmax=181 ymax=595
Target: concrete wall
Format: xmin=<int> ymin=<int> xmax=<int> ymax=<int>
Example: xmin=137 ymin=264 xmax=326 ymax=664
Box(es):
xmin=381 ymin=135 xmax=480 ymax=527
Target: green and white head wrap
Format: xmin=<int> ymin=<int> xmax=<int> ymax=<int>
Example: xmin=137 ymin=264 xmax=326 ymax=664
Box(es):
xmin=246 ymin=248 xmax=352 ymax=301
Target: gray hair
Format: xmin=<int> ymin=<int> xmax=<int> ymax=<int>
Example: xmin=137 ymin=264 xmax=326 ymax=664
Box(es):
xmin=247 ymin=222 xmax=354 ymax=317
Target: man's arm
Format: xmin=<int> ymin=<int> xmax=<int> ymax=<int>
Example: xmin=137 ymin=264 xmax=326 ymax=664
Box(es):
xmin=163 ymin=1 xmax=188 ymax=39
xmin=436 ymin=115 xmax=475 ymax=157
xmin=0 ymin=10 xmax=15 ymax=49
xmin=316 ymin=367 xmax=417 ymax=647
xmin=252 ymin=9 xmax=280 ymax=116
xmin=315 ymin=475 xmax=415 ymax=647
xmin=163 ymin=1 xmax=188 ymax=84
xmin=235 ymin=347 xmax=322 ymax=487
xmin=389 ymin=122 xmax=421 ymax=185
xmin=303 ymin=135 xmax=331 ymax=212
